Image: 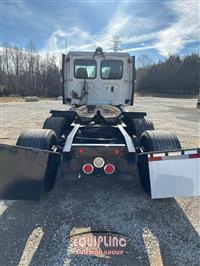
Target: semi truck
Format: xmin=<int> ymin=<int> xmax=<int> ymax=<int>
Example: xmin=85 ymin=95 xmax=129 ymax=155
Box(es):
xmin=0 ymin=47 xmax=199 ymax=200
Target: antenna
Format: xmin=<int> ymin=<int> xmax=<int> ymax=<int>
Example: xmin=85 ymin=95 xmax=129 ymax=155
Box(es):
xmin=65 ymin=38 xmax=67 ymax=54
xmin=112 ymin=35 xmax=121 ymax=52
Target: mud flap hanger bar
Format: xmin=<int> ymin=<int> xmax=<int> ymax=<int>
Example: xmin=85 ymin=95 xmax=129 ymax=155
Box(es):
xmin=117 ymin=125 xmax=135 ymax=153
xmin=63 ymin=124 xmax=135 ymax=153
xmin=63 ymin=124 xmax=81 ymax=152
xmin=146 ymin=147 xmax=200 ymax=157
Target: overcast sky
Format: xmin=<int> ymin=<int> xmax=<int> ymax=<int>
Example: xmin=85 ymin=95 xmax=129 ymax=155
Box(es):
xmin=1 ymin=0 xmax=200 ymax=61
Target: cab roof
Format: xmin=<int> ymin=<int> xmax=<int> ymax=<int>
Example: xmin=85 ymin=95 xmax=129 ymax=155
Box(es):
xmin=66 ymin=51 xmax=130 ymax=57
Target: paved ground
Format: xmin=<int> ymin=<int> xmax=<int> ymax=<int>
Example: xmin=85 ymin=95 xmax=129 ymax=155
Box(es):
xmin=0 ymin=96 xmax=199 ymax=266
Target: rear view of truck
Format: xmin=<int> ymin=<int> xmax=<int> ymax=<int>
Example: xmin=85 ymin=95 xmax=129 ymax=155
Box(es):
xmin=0 ymin=48 xmax=199 ymax=201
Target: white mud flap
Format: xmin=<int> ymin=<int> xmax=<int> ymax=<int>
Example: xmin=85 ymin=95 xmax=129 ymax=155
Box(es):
xmin=148 ymin=149 xmax=200 ymax=199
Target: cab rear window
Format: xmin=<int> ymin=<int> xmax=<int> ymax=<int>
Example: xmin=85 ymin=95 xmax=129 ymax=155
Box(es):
xmin=101 ymin=60 xmax=123 ymax=79
xmin=74 ymin=59 xmax=96 ymax=79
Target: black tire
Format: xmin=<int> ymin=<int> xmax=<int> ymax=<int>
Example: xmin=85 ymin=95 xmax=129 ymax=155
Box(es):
xmin=139 ymin=130 xmax=181 ymax=152
xmin=43 ymin=117 xmax=68 ymax=144
xmin=138 ymin=130 xmax=181 ymax=195
xmin=17 ymin=129 xmax=58 ymax=150
xmin=132 ymin=118 xmax=154 ymax=139
xmin=16 ymin=129 xmax=59 ymax=192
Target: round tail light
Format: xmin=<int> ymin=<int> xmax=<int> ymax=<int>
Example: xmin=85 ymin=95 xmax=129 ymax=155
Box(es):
xmin=82 ymin=163 xmax=94 ymax=174
xmin=104 ymin=164 xmax=115 ymax=175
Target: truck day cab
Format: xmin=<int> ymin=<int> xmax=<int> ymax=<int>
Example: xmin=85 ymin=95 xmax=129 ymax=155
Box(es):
xmin=0 ymin=48 xmax=199 ymax=200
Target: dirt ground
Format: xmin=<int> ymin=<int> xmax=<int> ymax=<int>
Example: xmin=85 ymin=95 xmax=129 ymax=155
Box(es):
xmin=0 ymin=96 xmax=199 ymax=266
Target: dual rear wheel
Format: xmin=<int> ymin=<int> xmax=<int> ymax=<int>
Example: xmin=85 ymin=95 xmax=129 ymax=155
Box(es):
xmin=16 ymin=129 xmax=59 ymax=192
xmin=138 ymin=130 xmax=181 ymax=195
xmin=16 ymin=116 xmax=72 ymax=193
xmin=125 ymin=117 xmax=155 ymax=144
xmin=132 ymin=118 xmax=154 ymax=140
xmin=43 ymin=117 xmax=69 ymax=145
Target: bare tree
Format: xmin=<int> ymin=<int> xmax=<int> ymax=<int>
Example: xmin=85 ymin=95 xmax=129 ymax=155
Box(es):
xmin=137 ymin=55 xmax=153 ymax=68
xmin=10 ymin=46 xmax=24 ymax=94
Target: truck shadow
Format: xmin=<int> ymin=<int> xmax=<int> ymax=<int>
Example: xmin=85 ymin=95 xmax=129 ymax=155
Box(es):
xmin=0 ymin=175 xmax=199 ymax=266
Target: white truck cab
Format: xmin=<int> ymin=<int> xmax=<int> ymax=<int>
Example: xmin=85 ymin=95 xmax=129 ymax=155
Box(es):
xmin=62 ymin=47 xmax=135 ymax=106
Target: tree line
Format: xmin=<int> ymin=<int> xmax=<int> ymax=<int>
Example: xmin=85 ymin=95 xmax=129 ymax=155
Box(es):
xmin=136 ymin=53 xmax=200 ymax=95
xmin=0 ymin=42 xmax=61 ymax=97
xmin=1 ymin=42 xmax=199 ymax=97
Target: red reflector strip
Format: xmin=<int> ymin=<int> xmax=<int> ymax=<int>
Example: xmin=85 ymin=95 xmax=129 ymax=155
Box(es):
xmin=148 ymin=156 xmax=162 ymax=162
xmin=189 ymin=154 xmax=200 ymax=159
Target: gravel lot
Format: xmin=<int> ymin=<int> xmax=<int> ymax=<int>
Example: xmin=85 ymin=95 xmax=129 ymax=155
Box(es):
xmin=0 ymin=96 xmax=199 ymax=266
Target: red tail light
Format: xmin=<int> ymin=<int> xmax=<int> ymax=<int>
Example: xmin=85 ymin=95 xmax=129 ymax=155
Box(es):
xmin=114 ymin=148 xmax=120 ymax=155
xmin=82 ymin=163 xmax=94 ymax=174
xmin=79 ymin=148 xmax=86 ymax=154
xmin=104 ymin=164 xmax=115 ymax=174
